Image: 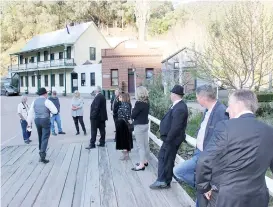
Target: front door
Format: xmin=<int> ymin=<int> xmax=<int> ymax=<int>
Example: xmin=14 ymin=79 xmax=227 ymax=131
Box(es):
xmin=128 ymin=69 xmax=135 ymax=93
xmin=71 ymin=73 xmax=78 ymax=93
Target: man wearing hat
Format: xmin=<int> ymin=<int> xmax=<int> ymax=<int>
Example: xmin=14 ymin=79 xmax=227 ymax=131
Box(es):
xmin=150 ymin=85 xmax=188 ymax=189
xmin=27 ymin=87 xmax=58 ymax=163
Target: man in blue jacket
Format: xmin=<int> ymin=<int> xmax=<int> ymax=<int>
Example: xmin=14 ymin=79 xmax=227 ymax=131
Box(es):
xmin=48 ymin=90 xmax=66 ymax=135
xmin=173 ymin=84 xmax=228 ymax=206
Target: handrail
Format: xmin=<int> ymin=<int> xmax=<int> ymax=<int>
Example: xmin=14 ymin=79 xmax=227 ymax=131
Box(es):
xmin=8 ymin=58 xmax=75 ymax=71
xmin=148 ymin=115 xmax=273 ymax=196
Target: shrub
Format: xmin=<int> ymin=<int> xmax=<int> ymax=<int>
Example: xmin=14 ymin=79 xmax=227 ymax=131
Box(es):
xmin=257 ymin=93 xmax=273 ymax=102
xmin=184 ymin=92 xmax=196 ymax=102
xmin=256 ymin=102 xmax=273 ymax=117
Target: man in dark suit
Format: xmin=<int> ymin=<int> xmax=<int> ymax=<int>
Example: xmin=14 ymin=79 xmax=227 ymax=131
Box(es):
xmin=173 ymin=85 xmax=228 ymax=206
xmin=150 ymin=85 xmax=188 ymax=189
xmin=86 ymin=86 xmax=108 ymax=149
xmin=196 ymin=89 xmax=273 ymax=207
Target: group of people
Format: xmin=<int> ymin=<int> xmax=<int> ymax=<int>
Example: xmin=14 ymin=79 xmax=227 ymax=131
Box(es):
xmin=147 ymin=84 xmax=273 ymax=207
xmin=110 ymin=86 xmax=150 ymax=170
xmin=18 ymin=83 xmax=273 ymax=207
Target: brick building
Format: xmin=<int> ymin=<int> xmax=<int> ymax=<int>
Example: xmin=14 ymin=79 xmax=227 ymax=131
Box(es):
xmin=101 ymin=40 xmax=162 ymax=93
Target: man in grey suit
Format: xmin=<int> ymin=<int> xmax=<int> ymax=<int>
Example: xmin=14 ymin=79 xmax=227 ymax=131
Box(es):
xmin=196 ymin=89 xmax=273 ymax=207
xmin=173 ymin=85 xmax=228 ymax=206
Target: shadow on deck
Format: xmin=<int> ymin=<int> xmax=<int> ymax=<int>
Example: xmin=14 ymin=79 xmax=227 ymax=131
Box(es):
xmin=1 ymin=142 xmax=195 ymax=207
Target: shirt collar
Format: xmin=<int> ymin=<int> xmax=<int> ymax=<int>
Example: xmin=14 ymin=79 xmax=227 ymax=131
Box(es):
xmin=207 ymin=101 xmax=217 ymax=113
xmin=172 ymin=99 xmax=182 ymax=107
xmin=234 ymin=110 xmax=254 ymax=118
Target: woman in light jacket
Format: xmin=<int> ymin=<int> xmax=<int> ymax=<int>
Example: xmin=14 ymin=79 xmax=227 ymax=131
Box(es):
xmin=131 ymin=86 xmax=150 ymax=171
xmin=71 ymin=91 xmax=87 ymax=135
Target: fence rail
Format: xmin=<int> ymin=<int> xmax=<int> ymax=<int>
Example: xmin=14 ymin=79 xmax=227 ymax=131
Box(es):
xmin=148 ymin=115 xmax=273 ymax=197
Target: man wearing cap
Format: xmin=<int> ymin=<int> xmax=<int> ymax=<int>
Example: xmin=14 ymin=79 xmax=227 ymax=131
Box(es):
xmin=150 ymin=85 xmax=188 ymax=189
xmin=27 ymin=87 xmax=58 ymax=163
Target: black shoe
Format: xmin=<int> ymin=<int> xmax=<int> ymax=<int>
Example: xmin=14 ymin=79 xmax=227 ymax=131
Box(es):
xmin=149 ymin=181 xmax=171 ymax=189
xmin=85 ymin=145 xmax=96 ymax=149
xmin=136 ymin=162 xmax=148 ymax=167
xmin=76 ymin=132 xmax=80 ymax=135
xmin=39 ymin=158 xmax=49 ymax=164
xmin=52 ymin=132 xmax=57 ymax=136
xmin=131 ymin=166 xmax=145 ymax=171
xmin=58 ymin=132 xmax=66 ymax=134
xmin=28 ymin=139 xmax=32 ymax=142
xmin=84 ymin=131 xmax=87 ymax=136
xmin=24 ymin=140 xmax=30 ymax=144
xmin=97 ymin=143 xmax=105 ymax=147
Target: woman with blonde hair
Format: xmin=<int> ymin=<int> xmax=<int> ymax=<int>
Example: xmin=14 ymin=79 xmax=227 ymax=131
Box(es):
xmin=71 ymin=90 xmax=87 ymax=135
xmin=131 ymin=86 xmax=150 ymax=171
xmin=115 ymin=93 xmax=133 ymax=160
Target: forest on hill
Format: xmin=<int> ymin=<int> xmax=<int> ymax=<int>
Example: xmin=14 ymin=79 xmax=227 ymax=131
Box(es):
xmin=1 ymin=1 xmax=272 ymax=77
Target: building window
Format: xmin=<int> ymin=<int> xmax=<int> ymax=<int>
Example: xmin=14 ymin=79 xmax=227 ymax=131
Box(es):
xmin=81 ymin=73 xmax=86 ymax=86
xmin=90 ymin=72 xmax=95 ymax=86
xmin=174 ymin=62 xmax=179 ymax=69
xmin=50 ymin=53 xmax=54 ymax=60
xmin=59 ymin=74 xmax=64 ymax=87
xmin=59 ymin=52 xmax=63 ymax=60
xmin=25 ymin=76 xmax=28 ymax=87
xmin=44 ymin=51 xmax=48 ymax=61
xmin=44 ymin=75 xmax=48 ymax=87
xmin=20 ymin=55 xmax=23 ymax=64
xmin=20 ymin=76 xmax=24 ymax=87
xmin=67 ymin=46 xmax=71 ymax=59
xmin=111 ymin=69 xmax=118 ymax=86
xmin=32 ymin=76 xmax=35 ymax=87
xmin=51 ymin=74 xmax=55 ymax=86
xmin=146 ymin=68 xmax=154 ymax=80
xmin=37 ymin=52 xmax=40 ymax=62
xmin=30 ymin=57 xmax=34 ymax=63
xmin=25 ymin=58 xmax=28 ymax=64
xmin=89 ymin=47 xmax=96 ymax=61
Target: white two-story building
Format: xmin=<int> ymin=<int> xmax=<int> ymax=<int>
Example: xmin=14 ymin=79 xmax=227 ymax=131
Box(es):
xmin=9 ymin=22 xmax=110 ymax=95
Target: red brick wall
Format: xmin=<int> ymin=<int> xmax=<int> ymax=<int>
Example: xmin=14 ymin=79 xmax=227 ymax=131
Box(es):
xmin=102 ymin=40 xmax=162 ymax=92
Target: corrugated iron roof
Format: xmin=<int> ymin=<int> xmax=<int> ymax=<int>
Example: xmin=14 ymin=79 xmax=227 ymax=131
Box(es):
xmin=13 ymin=22 xmax=92 ymax=54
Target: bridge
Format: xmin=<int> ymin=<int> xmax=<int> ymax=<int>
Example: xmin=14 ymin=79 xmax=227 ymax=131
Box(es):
xmin=1 ymin=114 xmax=272 ymax=207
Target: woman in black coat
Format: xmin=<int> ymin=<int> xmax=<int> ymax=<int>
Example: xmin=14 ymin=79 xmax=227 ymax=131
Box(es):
xmin=115 ymin=93 xmax=133 ymax=160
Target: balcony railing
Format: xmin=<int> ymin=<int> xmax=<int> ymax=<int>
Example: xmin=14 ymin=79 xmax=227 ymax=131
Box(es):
xmin=8 ymin=58 xmax=75 ymax=71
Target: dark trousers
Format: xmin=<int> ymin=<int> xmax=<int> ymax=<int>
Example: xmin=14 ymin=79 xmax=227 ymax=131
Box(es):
xmin=35 ymin=118 xmax=50 ymax=159
xmin=157 ymin=141 xmax=181 ymax=184
xmin=73 ymin=116 xmax=86 ymax=133
xmin=90 ymin=119 xmax=106 ymax=146
xmin=197 ymin=192 xmax=209 ymax=207
xmin=20 ymin=119 xmax=31 ymax=141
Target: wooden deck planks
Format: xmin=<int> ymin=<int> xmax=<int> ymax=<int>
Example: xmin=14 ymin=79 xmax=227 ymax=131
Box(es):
xmin=81 ymin=145 xmax=100 ymax=207
xmin=128 ymin=148 xmax=172 ymax=207
xmin=106 ymin=143 xmax=138 ymax=207
xmin=32 ymin=145 xmax=69 ymax=207
xmin=1 ymin=147 xmax=54 ymax=207
xmin=58 ymin=144 xmax=82 ymax=207
xmin=21 ymin=145 xmax=64 ymax=207
xmin=1 ymin=147 xmax=38 ymax=195
xmin=7 ymin=146 xmax=60 ymax=207
xmin=99 ymin=146 xmax=118 ymax=207
xmin=1 ymin=143 xmax=195 ymax=207
xmin=72 ymin=144 xmax=89 ymax=207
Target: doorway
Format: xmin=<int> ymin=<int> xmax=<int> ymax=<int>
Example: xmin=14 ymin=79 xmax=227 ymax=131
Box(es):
xmin=71 ymin=73 xmax=78 ymax=93
xmin=128 ymin=69 xmax=135 ymax=93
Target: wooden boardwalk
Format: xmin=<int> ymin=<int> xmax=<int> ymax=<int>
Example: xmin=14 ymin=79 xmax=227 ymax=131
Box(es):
xmin=1 ymin=142 xmax=195 ymax=207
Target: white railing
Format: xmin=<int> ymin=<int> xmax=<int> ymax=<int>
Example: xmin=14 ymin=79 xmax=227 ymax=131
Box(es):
xmin=148 ymin=115 xmax=273 ymax=197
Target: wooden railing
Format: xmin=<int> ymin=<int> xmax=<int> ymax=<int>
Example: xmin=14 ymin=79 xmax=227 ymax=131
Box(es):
xmin=148 ymin=115 xmax=273 ymax=197
xmin=8 ymin=58 xmax=75 ymax=71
